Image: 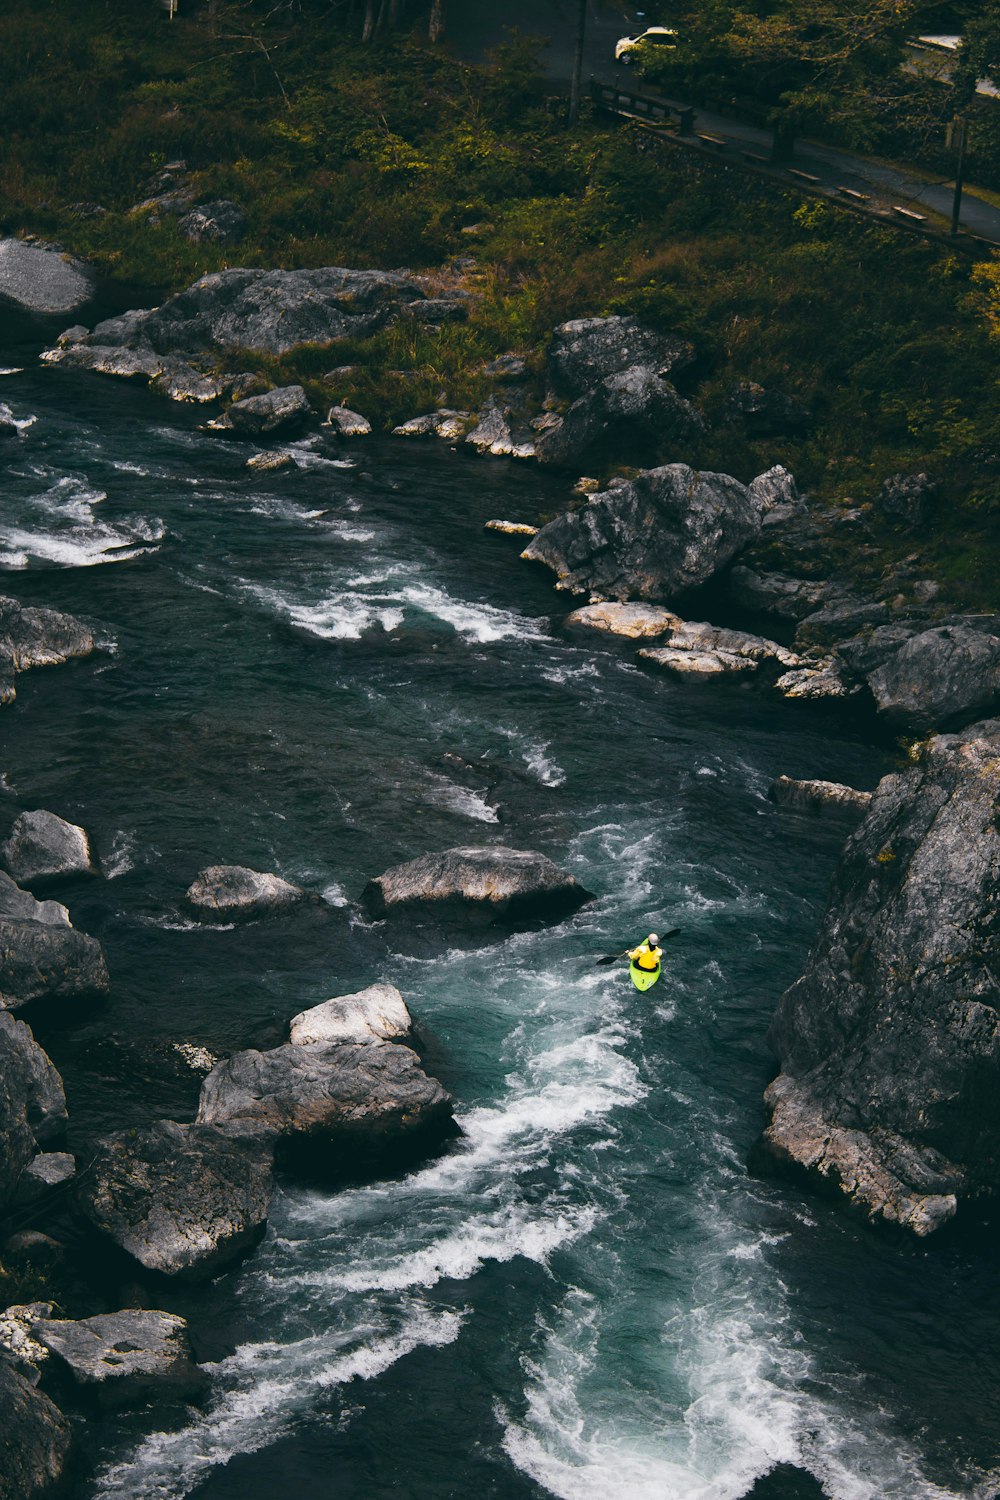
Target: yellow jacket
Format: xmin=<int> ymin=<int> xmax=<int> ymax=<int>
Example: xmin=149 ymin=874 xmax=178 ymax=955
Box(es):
xmin=629 ymin=941 xmax=662 ymax=971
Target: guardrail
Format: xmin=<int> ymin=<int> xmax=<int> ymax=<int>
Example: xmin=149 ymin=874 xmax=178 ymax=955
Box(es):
xmin=589 ymin=78 xmax=694 ymax=133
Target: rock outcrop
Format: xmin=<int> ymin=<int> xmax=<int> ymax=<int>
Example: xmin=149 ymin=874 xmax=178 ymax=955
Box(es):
xmin=0 ymin=1358 xmax=73 ymax=1500
xmin=185 ymin=865 xmax=305 ymax=919
xmin=33 ymin=1309 xmax=208 ymax=1409
xmin=522 ymin=465 xmax=763 ymax=603
xmin=759 ymin=719 xmax=1000 ymax=1234
xmin=546 ymin=315 xmax=693 ymax=397
xmin=0 ymin=1012 xmax=67 ymax=1214
xmin=865 ymin=624 xmax=1000 ymax=732
xmin=0 ymin=904 xmax=109 ymax=1010
xmin=78 ymin=1120 xmax=273 ymax=1280
xmin=1 ymin=811 xmax=93 ymax=884
xmin=768 ymin=776 xmax=872 ymax=815
xmin=0 ymin=237 xmax=93 ymax=314
xmin=362 ymin=846 xmax=592 ymax=924
xmin=289 ymin=983 xmax=414 ymax=1046
xmin=0 ymin=596 xmax=94 ymax=692
xmin=534 ymin=367 xmax=702 ymax=471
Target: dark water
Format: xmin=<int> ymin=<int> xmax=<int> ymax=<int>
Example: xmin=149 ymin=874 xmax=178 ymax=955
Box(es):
xmin=2 ymin=318 xmax=998 ymax=1500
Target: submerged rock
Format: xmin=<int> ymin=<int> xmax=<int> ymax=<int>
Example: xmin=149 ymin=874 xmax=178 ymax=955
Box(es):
xmin=0 ymin=1359 xmax=73 ymax=1500
xmin=760 ymin=719 xmax=1000 ymax=1234
xmin=34 ymin=1309 xmax=208 ymax=1409
xmin=185 ymin=865 xmax=305 ymax=919
xmin=362 ymin=846 xmax=592 ymax=923
xmin=78 ymin=1119 xmax=273 ymax=1280
xmin=1 ymin=811 xmax=93 ymax=884
xmin=768 ymin=776 xmax=872 ymax=815
xmin=522 ymin=464 xmax=762 ymax=603
xmin=289 ymin=983 xmax=414 ymax=1046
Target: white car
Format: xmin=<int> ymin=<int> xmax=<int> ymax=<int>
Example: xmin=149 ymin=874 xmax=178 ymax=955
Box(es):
xmin=615 ymin=26 xmax=678 ymax=63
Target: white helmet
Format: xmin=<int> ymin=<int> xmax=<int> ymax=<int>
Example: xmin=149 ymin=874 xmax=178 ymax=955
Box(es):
xmin=648 ymin=933 xmax=659 ymax=946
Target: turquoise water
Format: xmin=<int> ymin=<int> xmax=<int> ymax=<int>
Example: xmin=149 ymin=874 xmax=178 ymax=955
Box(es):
xmin=2 ymin=327 xmax=998 ymax=1500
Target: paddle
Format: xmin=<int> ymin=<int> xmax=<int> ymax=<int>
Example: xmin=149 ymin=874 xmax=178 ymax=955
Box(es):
xmin=594 ymin=927 xmax=681 ymax=965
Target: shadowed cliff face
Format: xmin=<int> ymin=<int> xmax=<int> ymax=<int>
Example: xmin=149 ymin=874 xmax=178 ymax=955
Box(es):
xmin=761 ymin=719 xmax=1000 ymax=1235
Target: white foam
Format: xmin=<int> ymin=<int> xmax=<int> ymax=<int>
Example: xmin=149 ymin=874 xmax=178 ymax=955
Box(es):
xmin=401 ymin=581 xmax=548 ymax=644
xmin=101 ymin=830 xmax=136 ymax=879
xmin=0 ymin=367 xmax=24 ymax=376
xmin=423 ymin=772 xmax=499 ymax=823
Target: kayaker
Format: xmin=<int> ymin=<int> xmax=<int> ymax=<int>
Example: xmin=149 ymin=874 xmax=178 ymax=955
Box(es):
xmin=629 ymin=933 xmax=662 ymax=972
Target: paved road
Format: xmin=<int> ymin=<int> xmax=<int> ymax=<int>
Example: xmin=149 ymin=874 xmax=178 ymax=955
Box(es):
xmin=445 ymin=0 xmax=1000 ymax=243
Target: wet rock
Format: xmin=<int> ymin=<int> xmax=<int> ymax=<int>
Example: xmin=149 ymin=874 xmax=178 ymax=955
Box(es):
xmin=0 ymin=914 xmax=109 ymax=1011
xmin=773 ymin=661 xmax=855 ymax=700
xmin=639 ymin=646 xmax=758 ymax=677
xmin=362 ymin=846 xmax=592 ymax=924
xmin=729 ymin=381 xmax=811 ymax=438
xmin=246 ymin=449 xmax=295 ymax=473
xmin=760 ymin=719 xmax=1000 ymax=1233
xmin=484 ymin=520 xmax=539 ymax=537
xmin=728 ymin=566 xmax=828 ymax=623
xmin=566 ymin=602 xmax=682 ymax=639
xmin=547 ymin=315 xmax=693 ymax=398
xmin=2 ymin=811 xmax=93 ymax=884
xmin=465 ymin=398 xmax=535 ymax=459
xmin=226 ymin=384 xmax=311 ymax=436
xmin=196 ymin=1041 xmax=452 ymax=1153
xmin=768 ymin=776 xmax=872 ymax=815
xmin=34 ymin=1309 xmax=208 ymax=1410
xmin=78 ymin=1119 xmax=273 ymax=1280
xmin=0 ymin=237 xmax=93 ymax=315
xmin=865 ymin=624 xmax=1000 ymax=732
xmin=40 ymin=342 xmax=165 ymax=382
xmin=878 ymin=471 xmax=935 ymax=527
xmin=185 ymin=865 xmax=306 ymax=919
xmin=534 ymin=366 xmax=702 ymax=471
xmin=522 ymin=464 xmax=763 ymax=603
xmin=0 ymin=1357 xmax=73 ymax=1499
xmin=0 ymin=596 xmax=94 ymax=673
xmin=150 ymin=362 xmax=239 ymax=403
xmin=177 ymin=199 xmax=247 ymax=244
xmin=289 ymin=983 xmax=414 ymax=1046
xmin=392 ymin=409 xmax=475 ymax=439
xmin=0 ymin=1012 xmax=67 ymax=1211
xmin=0 ymin=871 xmax=70 ymax=927
xmin=13 ymin=1153 xmax=75 ymax=1208
xmin=324 ymin=405 xmax=371 ymax=437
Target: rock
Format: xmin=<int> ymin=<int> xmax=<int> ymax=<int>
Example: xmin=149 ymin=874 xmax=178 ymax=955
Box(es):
xmin=566 ymin=602 xmax=682 ymax=639
xmin=794 ymin=597 xmax=891 ymax=651
xmin=0 ymin=238 xmax=93 ymax=315
xmin=392 ymin=409 xmax=475 ymax=439
xmin=78 ymin=1119 xmax=273 ymax=1280
xmin=226 ymin=384 xmax=311 ymax=436
xmin=484 ymin=520 xmax=539 ymax=537
xmin=534 ymin=366 xmax=702 ymax=471
xmin=150 ymin=362 xmax=239 ymax=403
xmin=0 ymin=596 xmax=94 ymax=673
xmin=1 ymin=811 xmax=93 ymax=884
xmin=728 ymin=566 xmax=828 ymax=622
xmin=522 ymin=464 xmax=763 ymax=603
xmin=482 ymin=355 xmax=528 ymax=379
xmin=185 ymin=865 xmax=306 ymax=919
xmin=0 ymin=1012 xmax=67 ymax=1211
xmin=865 ymin=624 xmax=1000 ymax=732
xmin=547 ymin=315 xmax=693 ymax=398
xmin=324 ymin=405 xmax=371 ymax=437
xmin=41 ymin=342 xmax=165 ymax=382
xmin=129 ymin=189 xmax=195 ymax=220
xmin=774 ymin=661 xmax=855 ymax=700
xmin=289 ymin=983 xmax=414 ymax=1046
xmin=0 ymin=915 xmax=109 ymax=1011
xmin=362 ymin=846 xmax=592 ymax=923
xmin=34 ymin=1310 xmax=208 ymax=1410
xmin=2 ymin=1233 xmax=64 ymax=1270
xmin=177 ymin=199 xmax=247 ymax=244
xmin=0 ymin=1304 xmax=54 ymax=1383
xmin=0 ymin=872 xmax=70 ymax=927
xmin=878 ymin=471 xmax=935 ymax=527
xmin=13 ymin=1153 xmax=75 ymax=1208
xmin=768 ymin=776 xmax=872 ymax=815
xmin=196 ymin=1041 xmax=452 ymax=1155
xmin=0 ymin=1358 xmax=73 ymax=1499
xmin=246 ymin=450 xmax=295 ymax=473
xmin=748 ymin=465 xmax=800 ymax=513
xmin=465 ymin=398 xmax=535 ymax=459
xmin=760 ymin=720 xmax=1000 ymax=1233
xmin=408 ymin=297 xmax=468 ymax=323
xmin=639 ymin=646 xmax=759 ymax=677
xmin=655 ymin=617 xmax=798 ymax=666
xmin=729 ymin=381 xmax=811 ymax=437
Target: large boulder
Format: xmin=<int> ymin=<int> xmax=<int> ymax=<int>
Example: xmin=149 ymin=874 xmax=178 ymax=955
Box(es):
xmin=289 ymin=983 xmax=414 ymax=1046
xmin=0 ymin=596 xmax=93 ymax=675
xmin=0 ymin=1012 xmax=67 ymax=1214
xmin=362 ymin=846 xmax=592 ymax=923
xmin=547 ymin=315 xmax=693 ymax=398
xmin=196 ymin=1041 xmax=453 ymax=1156
xmin=1 ymin=811 xmax=93 ymax=884
xmin=0 ymin=237 xmax=93 ymax=314
xmin=34 ymin=1309 xmax=208 ymax=1410
xmin=77 ymin=1120 xmax=273 ymax=1280
xmin=534 ymin=367 xmax=702 ymax=471
xmin=865 ymin=624 xmax=1000 ymax=732
xmin=522 ymin=464 xmax=762 ymax=603
xmin=0 ymin=914 xmax=109 ymax=1011
xmin=185 ymin=864 xmax=306 ymax=919
xmin=759 ymin=719 xmax=1000 ymax=1234
xmin=0 ymin=1359 xmax=73 ymax=1500
xmin=225 ymin=384 xmax=311 ymax=436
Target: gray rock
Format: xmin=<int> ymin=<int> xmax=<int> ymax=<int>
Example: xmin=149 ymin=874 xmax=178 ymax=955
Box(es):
xmin=392 ymin=409 xmax=474 ymax=439
xmin=747 ymin=465 xmax=800 ymax=513
xmin=226 ymin=384 xmax=311 ymax=436
xmin=41 ymin=342 xmax=165 ymax=382
xmin=2 ymin=811 xmax=93 ymax=884
xmin=0 ymin=596 xmax=93 ymax=673
xmin=729 ymin=381 xmax=811 ymax=437
xmin=484 ymin=520 xmax=538 ymax=537
xmin=129 ymin=189 xmax=195 ymax=220
xmin=0 ymin=872 xmax=70 ymax=927
xmin=0 ymin=916 xmax=109 ymax=1011
xmin=547 ymin=315 xmax=693 ymax=397
xmin=482 ymin=355 xmax=528 ymax=379
xmin=289 ymin=984 xmax=414 ymax=1046
xmin=760 ymin=720 xmax=1000 ymax=1233
xmin=0 ymin=238 xmax=93 ymax=315
xmin=878 ymin=471 xmax=935 ymax=527
xmin=177 ymin=199 xmax=247 ymax=244
xmin=522 ymin=463 xmax=762 ymax=603
xmin=78 ymin=1119 xmax=273 ymax=1280
xmin=150 ymin=362 xmax=239 ymax=403
xmin=0 ymin=1303 xmax=54 ymax=1383
xmin=196 ymin=1040 xmax=452 ymax=1150
xmin=565 ymin=602 xmax=682 ymax=639
xmin=728 ymin=566 xmax=829 ymax=622
xmin=246 ymin=449 xmax=295 ymax=473
xmin=13 ymin=1153 xmax=75 ymax=1208
xmin=408 ymin=297 xmax=468 ymax=323
xmin=324 ymin=405 xmax=371 ymax=437
xmin=465 ymin=398 xmax=535 ymax=459
xmin=794 ymin=597 xmax=891 ymax=650
xmin=639 ymin=646 xmax=758 ymax=677
xmin=534 ymin=366 xmax=702 ymax=470
xmin=0 ymin=1012 xmax=67 ymax=1211
xmin=774 ymin=661 xmax=856 ymax=700
xmin=185 ymin=865 xmax=305 ymax=919
xmin=2 ymin=1233 xmax=64 ymax=1269
xmin=34 ymin=1310 xmax=208 ymax=1409
xmin=363 ymin=845 xmax=592 ymax=923
xmin=0 ymin=1358 xmax=73 ymax=1500
xmin=768 ymin=776 xmax=872 ymax=815
xmin=865 ymin=624 xmax=1000 ymax=732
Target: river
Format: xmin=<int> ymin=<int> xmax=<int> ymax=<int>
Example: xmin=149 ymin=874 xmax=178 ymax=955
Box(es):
xmin=2 ymin=308 xmax=998 ymax=1500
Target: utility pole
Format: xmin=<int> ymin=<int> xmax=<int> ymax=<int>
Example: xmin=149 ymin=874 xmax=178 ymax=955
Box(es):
xmin=948 ymin=114 xmax=968 ymax=237
xmin=569 ymin=0 xmax=587 ymax=125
